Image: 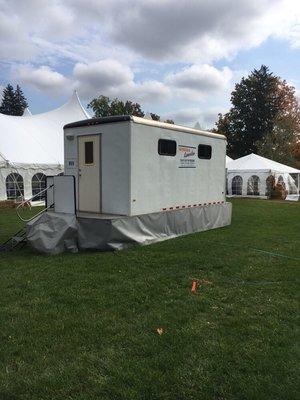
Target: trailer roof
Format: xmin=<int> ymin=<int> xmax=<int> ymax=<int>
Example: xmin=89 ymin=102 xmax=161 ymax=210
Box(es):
xmin=64 ymin=115 xmax=226 ymax=140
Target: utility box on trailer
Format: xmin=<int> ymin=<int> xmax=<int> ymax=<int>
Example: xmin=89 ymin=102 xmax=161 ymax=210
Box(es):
xmin=64 ymin=116 xmax=227 ymax=216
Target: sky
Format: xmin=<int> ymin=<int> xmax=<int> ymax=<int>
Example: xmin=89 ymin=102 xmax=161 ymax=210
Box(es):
xmin=1 ymin=0 xmax=300 ymax=128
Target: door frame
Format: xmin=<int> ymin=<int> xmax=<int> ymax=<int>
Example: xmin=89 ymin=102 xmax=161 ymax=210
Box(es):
xmin=77 ymin=133 xmax=102 ymax=213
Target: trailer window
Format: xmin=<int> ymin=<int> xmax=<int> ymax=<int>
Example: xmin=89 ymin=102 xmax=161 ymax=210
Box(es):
xmin=198 ymin=144 xmax=212 ymax=159
xmin=158 ymin=139 xmax=176 ymax=156
xmin=85 ymin=141 xmax=94 ymax=164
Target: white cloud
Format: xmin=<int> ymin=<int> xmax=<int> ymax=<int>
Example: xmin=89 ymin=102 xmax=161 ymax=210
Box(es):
xmin=120 ymin=80 xmax=171 ymax=104
xmin=73 ymin=59 xmax=133 ymax=96
xmin=164 ymin=108 xmax=202 ymax=125
xmin=11 ymin=57 xmax=235 ymax=109
xmin=12 ymin=65 xmax=71 ymax=96
xmin=166 ymin=65 xmax=233 ymax=100
xmin=108 ymin=0 xmax=300 ymax=62
xmin=3 ymin=0 xmax=300 ymax=116
xmin=0 ymin=9 xmax=36 ymax=60
xmin=38 ymin=3 xmax=76 ymax=39
xmin=12 ymin=60 xmax=170 ymax=104
xmin=71 ymin=61 xmax=228 ymax=103
xmin=73 ymin=60 xmax=171 ymax=103
xmin=200 ymin=107 xmax=227 ymax=127
xmin=164 ymin=106 xmax=227 ymax=128
xmin=0 ymin=0 xmax=300 ymax=64
xmin=271 ymin=0 xmax=300 ymax=48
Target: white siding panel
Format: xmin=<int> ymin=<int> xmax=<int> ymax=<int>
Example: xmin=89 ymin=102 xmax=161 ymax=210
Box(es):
xmin=130 ymin=123 xmax=226 ymax=215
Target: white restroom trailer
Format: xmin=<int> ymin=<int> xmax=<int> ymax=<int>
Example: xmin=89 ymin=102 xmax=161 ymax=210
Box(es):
xmin=27 ymin=116 xmax=232 ymax=254
xmin=64 ymin=116 xmax=228 ymax=215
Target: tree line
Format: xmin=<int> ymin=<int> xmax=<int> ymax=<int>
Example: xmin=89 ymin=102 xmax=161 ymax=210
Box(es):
xmin=87 ymin=95 xmax=174 ymax=123
xmin=0 ymin=85 xmax=173 ymax=123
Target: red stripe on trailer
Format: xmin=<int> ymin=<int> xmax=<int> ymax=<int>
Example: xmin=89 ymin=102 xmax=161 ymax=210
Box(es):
xmin=163 ymin=201 xmax=224 ymax=211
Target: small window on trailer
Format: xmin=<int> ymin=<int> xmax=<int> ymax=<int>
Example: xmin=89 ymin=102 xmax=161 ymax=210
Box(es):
xmin=198 ymin=144 xmax=212 ymax=159
xmin=85 ymin=141 xmax=94 ymax=164
xmin=158 ymin=139 xmax=177 ymax=156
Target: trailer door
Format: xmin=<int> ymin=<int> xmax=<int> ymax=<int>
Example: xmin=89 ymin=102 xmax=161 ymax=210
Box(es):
xmin=78 ymin=134 xmax=101 ymax=213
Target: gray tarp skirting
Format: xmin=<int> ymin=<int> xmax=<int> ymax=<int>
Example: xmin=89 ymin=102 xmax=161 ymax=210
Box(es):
xmin=27 ymin=202 xmax=232 ymax=255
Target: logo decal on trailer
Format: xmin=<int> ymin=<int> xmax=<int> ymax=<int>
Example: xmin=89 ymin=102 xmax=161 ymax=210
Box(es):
xmin=178 ymin=145 xmax=196 ymax=168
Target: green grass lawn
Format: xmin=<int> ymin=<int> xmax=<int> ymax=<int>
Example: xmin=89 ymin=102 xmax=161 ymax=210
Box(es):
xmin=0 ymin=199 xmax=299 ymax=400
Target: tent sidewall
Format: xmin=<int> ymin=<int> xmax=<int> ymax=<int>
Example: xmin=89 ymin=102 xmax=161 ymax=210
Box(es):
xmin=227 ymin=169 xmax=300 ymax=200
xmin=227 ymin=170 xmax=270 ymax=198
xmin=0 ymin=164 xmax=63 ymax=201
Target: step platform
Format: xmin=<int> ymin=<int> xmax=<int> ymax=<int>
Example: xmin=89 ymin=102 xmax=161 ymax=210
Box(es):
xmin=26 ymin=202 xmax=232 ymax=255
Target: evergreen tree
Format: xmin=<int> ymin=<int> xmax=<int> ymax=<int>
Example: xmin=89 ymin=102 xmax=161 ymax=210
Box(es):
xmin=0 ymin=84 xmax=16 ymax=115
xmin=14 ymin=85 xmax=28 ymax=116
xmin=215 ymin=65 xmax=300 ymax=160
xmin=0 ymin=84 xmax=28 ymax=116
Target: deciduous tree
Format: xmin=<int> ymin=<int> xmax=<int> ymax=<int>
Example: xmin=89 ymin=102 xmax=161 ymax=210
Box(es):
xmin=88 ymin=95 xmax=144 ymax=117
xmin=215 ymin=65 xmax=300 ymax=164
xmin=256 ymin=118 xmax=298 ymax=166
xmin=88 ymin=95 xmax=176 ymax=125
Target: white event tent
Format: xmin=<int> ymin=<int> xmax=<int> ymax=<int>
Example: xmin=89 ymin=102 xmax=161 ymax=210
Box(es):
xmin=227 ymin=153 xmax=300 ymax=201
xmin=0 ymin=91 xmax=89 ymax=201
xmin=226 ymin=155 xmax=233 ymax=165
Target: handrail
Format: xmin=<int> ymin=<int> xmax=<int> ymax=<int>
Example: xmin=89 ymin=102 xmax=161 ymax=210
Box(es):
xmin=16 ymin=184 xmax=54 ymax=222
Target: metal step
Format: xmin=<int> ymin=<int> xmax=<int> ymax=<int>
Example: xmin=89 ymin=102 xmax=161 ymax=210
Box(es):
xmin=0 ymin=227 xmax=27 ymax=252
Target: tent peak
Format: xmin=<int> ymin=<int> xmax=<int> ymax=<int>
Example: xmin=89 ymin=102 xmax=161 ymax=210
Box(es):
xmin=22 ymin=107 xmax=32 ymax=117
xmin=65 ymin=90 xmax=90 ymax=118
xmin=0 ymin=90 xmax=90 ymax=165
